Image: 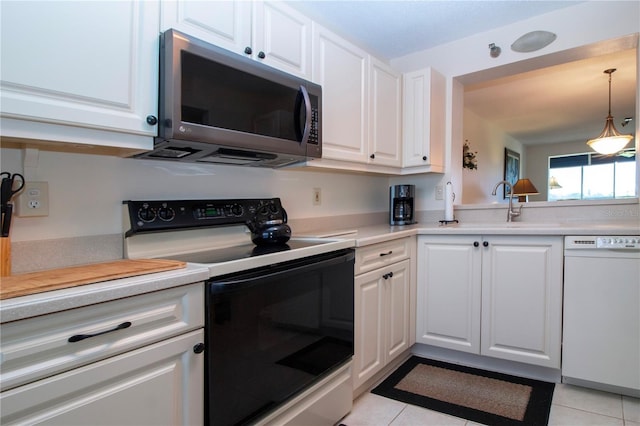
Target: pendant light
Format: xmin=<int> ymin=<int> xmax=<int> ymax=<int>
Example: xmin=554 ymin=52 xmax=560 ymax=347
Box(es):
xmin=586 ymin=68 xmax=633 ymax=155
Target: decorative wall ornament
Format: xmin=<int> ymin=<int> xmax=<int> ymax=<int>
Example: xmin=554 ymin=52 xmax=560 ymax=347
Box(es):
xmin=503 ymin=148 xmax=520 ymax=199
xmin=463 ymin=140 xmax=478 ymax=170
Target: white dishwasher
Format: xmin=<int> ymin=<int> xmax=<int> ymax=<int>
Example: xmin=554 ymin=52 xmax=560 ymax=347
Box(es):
xmin=562 ymin=235 xmax=640 ymax=397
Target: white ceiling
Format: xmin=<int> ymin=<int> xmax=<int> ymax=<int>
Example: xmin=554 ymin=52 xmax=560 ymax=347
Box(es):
xmin=464 ymin=48 xmax=637 ymax=145
xmin=285 ymin=0 xmax=582 ymax=60
xmin=286 ymin=0 xmax=637 ymax=147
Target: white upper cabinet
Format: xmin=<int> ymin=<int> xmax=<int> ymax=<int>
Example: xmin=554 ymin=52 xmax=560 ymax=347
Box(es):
xmin=161 ymin=0 xmax=312 ymax=79
xmin=313 ymin=23 xmax=370 ymax=164
xmin=161 ymin=0 xmax=252 ymax=55
xmin=252 ymin=1 xmax=312 ymax=79
xmin=0 ymin=0 xmax=159 ymax=153
xmin=369 ymin=58 xmax=402 ymax=167
xmin=403 ymin=68 xmax=446 ymax=171
xmin=312 ymin=24 xmax=403 ymax=169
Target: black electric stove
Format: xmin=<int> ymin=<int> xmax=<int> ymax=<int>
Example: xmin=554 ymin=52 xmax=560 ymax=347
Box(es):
xmin=161 ymin=239 xmax=330 ymax=264
xmin=122 ymin=198 xmax=355 ymax=276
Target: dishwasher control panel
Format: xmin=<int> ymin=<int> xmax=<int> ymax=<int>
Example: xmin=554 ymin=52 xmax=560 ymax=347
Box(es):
xmin=565 ymin=236 xmax=640 ymax=250
xmin=596 ymin=236 xmax=640 ymax=249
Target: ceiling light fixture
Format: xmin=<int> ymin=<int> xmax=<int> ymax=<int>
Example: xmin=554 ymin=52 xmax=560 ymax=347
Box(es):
xmin=489 ymin=43 xmax=501 ymax=58
xmin=511 ymin=31 xmax=557 ymax=52
xmin=587 ymin=68 xmax=634 ymax=155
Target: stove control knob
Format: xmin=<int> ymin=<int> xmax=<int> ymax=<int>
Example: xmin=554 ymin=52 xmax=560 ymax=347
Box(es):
xmin=230 ymin=203 xmax=244 ymax=217
xmin=157 ymin=204 xmax=175 ymax=222
xmin=138 ymin=204 xmax=156 ymax=223
xmin=268 ymin=203 xmax=279 ymax=214
xmin=257 ymin=204 xmax=269 ymax=216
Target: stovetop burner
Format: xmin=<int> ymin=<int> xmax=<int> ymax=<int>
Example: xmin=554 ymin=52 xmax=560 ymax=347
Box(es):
xmin=160 ymin=239 xmax=327 ymax=264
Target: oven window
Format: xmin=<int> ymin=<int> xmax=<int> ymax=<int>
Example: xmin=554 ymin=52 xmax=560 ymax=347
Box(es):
xmin=205 ymin=251 xmax=354 ymax=426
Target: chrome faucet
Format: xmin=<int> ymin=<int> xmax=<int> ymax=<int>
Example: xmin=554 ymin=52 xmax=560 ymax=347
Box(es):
xmin=491 ymin=180 xmax=522 ymax=222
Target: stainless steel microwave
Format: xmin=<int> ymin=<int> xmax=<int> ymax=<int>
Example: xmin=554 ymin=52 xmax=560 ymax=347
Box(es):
xmin=136 ymin=29 xmax=322 ymax=168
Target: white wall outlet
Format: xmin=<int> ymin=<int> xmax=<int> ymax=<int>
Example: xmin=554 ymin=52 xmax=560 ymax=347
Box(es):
xmin=16 ymin=181 xmax=49 ymax=217
xmin=435 ymin=185 xmax=444 ymax=200
xmin=312 ymin=187 xmax=321 ymax=206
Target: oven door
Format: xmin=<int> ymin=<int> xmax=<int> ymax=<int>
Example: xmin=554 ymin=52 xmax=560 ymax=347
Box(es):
xmin=205 ymin=249 xmax=355 ymax=426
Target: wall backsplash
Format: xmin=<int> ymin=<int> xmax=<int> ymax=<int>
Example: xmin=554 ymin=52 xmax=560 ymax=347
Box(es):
xmin=0 ymin=147 xmax=392 ymax=242
xmin=10 ymin=199 xmax=638 ymax=274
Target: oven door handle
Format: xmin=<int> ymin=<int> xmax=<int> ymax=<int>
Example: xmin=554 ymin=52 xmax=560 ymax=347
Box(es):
xmin=209 ymin=250 xmax=354 ymax=293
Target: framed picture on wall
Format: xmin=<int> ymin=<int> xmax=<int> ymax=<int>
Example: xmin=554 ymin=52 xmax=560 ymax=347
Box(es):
xmin=503 ymin=148 xmax=520 ymax=199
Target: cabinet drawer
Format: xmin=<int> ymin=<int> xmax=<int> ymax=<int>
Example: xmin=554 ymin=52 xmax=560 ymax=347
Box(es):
xmin=355 ymin=237 xmax=411 ymax=275
xmin=0 ymin=329 xmax=204 ymax=426
xmin=0 ymin=283 xmax=203 ymax=391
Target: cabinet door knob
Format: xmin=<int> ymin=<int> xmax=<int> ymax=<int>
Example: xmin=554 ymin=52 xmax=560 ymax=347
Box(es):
xmin=473 ymin=241 xmax=479 ymax=247
xmin=257 ymin=51 xmax=266 ymax=59
xmin=422 ymin=156 xmax=427 ymax=161
xmin=193 ymin=343 xmax=205 ymax=354
xmin=244 ymin=46 xmax=252 ymax=55
xmin=483 ymin=241 xmax=489 ymax=247
xmin=146 ymin=115 xmax=158 ymax=125
xmin=370 ymin=153 xmax=375 ymax=159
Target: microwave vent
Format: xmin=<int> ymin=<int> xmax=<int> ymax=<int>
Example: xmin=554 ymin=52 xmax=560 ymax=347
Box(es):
xmin=148 ymin=146 xmax=200 ymax=159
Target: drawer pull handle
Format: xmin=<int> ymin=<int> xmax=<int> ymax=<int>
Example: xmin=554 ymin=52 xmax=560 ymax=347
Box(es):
xmin=379 ymin=251 xmax=393 ymax=257
xmin=68 ymin=321 xmax=132 ymax=343
xmin=383 ymin=272 xmax=394 ymax=279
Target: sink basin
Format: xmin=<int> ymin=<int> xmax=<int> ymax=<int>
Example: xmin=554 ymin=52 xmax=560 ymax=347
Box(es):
xmin=451 ymin=222 xmax=563 ymax=228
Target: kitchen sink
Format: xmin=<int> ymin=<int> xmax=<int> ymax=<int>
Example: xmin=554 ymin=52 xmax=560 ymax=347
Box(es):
xmin=450 ymin=222 xmax=564 ymax=228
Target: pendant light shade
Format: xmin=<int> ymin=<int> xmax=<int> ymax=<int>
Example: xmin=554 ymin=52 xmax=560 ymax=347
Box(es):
xmin=587 ymin=69 xmax=633 ymax=155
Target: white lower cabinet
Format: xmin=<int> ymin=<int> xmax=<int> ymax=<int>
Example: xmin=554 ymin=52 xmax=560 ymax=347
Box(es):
xmin=0 ymin=329 xmax=204 ymax=426
xmin=353 ymin=238 xmax=414 ymax=389
xmin=416 ymin=235 xmax=563 ymax=368
xmin=0 ymin=283 xmax=205 ymax=425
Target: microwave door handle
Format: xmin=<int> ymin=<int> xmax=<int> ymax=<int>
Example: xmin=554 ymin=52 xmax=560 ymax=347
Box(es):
xmin=294 ymin=85 xmax=312 ymax=143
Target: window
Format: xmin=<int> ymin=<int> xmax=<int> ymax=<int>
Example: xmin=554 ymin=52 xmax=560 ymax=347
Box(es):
xmin=548 ymin=150 xmax=636 ymax=201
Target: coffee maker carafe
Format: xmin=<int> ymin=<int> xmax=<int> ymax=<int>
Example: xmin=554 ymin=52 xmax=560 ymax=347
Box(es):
xmin=389 ymin=185 xmax=416 ymax=225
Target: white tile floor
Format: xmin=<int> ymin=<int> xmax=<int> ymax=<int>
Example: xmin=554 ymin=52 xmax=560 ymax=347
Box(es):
xmin=341 ymin=384 xmax=640 ymax=426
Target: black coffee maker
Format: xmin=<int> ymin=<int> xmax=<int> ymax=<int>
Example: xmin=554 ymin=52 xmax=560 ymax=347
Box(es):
xmin=389 ymin=185 xmax=416 ymax=225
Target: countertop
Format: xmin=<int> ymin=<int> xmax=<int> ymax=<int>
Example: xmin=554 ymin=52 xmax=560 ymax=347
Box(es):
xmin=2 ymin=220 xmax=637 ymax=323
xmin=0 ymin=263 xmax=210 ymax=323
xmin=309 ymin=220 xmax=640 ymax=247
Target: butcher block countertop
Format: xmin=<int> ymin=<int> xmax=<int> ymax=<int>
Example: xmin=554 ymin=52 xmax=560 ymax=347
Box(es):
xmin=0 ymin=261 xmax=210 ymax=323
xmin=0 ymin=259 xmax=188 ymax=300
